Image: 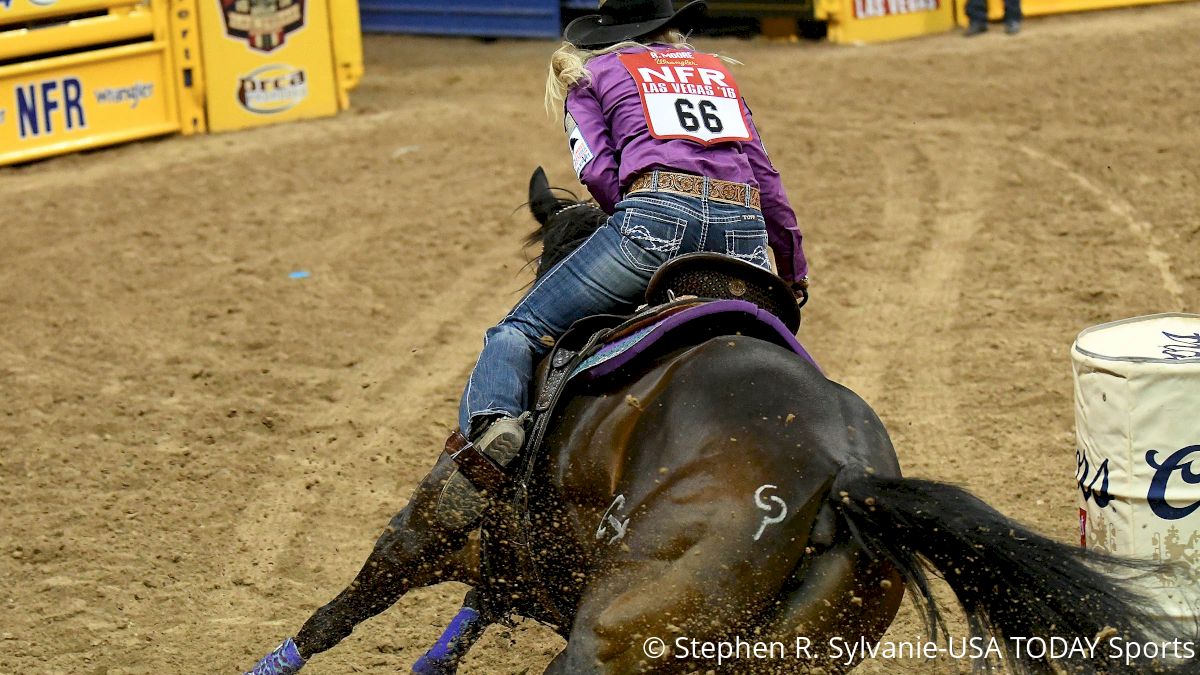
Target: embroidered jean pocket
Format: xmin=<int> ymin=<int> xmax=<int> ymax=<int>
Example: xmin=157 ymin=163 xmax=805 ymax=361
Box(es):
xmin=618 ymin=208 xmax=687 ymax=273
xmin=725 ymin=229 xmax=770 ymax=269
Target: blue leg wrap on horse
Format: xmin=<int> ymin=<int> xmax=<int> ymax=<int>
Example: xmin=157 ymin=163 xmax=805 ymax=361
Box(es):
xmin=412 ymin=607 xmax=484 ymax=675
xmin=246 ymin=637 xmax=306 ymax=675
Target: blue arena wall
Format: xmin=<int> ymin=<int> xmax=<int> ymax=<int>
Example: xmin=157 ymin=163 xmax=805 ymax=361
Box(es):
xmin=359 ymin=1 xmax=565 ymax=38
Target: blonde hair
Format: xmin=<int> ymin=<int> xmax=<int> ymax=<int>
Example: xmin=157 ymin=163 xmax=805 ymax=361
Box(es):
xmin=545 ymin=30 xmax=698 ymax=115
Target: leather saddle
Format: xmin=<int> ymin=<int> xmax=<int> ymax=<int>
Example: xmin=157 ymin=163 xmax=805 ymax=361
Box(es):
xmin=644 ymin=252 xmax=802 ymax=334
xmin=446 ymin=252 xmax=805 ymax=494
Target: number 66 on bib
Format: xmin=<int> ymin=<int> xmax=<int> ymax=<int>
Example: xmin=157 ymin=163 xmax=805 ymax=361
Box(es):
xmin=619 ymin=50 xmax=752 ymax=146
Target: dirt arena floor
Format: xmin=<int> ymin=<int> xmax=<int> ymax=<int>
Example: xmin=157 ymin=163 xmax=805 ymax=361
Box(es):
xmin=2 ymin=5 xmax=1199 ymax=673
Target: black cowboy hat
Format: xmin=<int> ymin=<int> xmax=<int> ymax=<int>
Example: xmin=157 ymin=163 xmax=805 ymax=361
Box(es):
xmin=564 ymin=0 xmax=708 ymax=50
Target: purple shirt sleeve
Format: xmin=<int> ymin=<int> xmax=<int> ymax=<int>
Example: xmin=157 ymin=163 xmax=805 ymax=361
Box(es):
xmin=742 ymin=100 xmax=808 ymax=283
xmin=565 ymin=85 xmax=621 ymax=214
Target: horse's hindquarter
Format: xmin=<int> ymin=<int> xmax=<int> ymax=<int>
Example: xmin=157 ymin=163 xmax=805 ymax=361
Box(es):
xmin=551 ymin=335 xmax=901 ymax=515
xmin=537 ymin=336 xmax=903 ymax=672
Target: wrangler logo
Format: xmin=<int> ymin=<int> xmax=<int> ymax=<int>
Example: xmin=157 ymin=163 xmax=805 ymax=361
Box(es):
xmin=95 ymin=82 xmax=155 ymax=109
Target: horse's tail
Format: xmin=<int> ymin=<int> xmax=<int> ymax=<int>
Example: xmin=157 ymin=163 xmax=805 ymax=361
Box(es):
xmin=831 ymin=467 xmax=1197 ymax=675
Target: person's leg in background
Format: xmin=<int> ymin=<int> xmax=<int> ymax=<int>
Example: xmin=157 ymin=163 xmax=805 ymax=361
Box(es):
xmin=965 ymin=0 xmax=989 ymax=36
xmin=1004 ymin=0 xmax=1023 ymax=34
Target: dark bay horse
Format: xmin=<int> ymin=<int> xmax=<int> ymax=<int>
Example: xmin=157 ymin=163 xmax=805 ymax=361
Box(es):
xmin=246 ymin=169 xmax=1192 ymax=675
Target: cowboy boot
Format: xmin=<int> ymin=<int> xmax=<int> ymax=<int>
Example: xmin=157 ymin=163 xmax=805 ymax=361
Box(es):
xmin=436 ymin=415 xmax=527 ymax=529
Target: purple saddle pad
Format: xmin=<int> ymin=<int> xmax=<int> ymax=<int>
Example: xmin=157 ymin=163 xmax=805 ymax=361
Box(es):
xmin=571 ymin=299 xmax=819 ymax=380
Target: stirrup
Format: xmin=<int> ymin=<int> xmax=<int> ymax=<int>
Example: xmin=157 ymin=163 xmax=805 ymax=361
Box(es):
xmin=444 ymin=432 xmax=508 ymax=495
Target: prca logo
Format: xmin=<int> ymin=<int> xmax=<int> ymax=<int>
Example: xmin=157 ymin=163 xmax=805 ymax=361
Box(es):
xmin=237 ymin=64 xmax=307 ymax=114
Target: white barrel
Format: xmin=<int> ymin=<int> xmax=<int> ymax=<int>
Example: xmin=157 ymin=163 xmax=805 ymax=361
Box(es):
xmin=1072 ymin=313 xmax=1200 ymax=625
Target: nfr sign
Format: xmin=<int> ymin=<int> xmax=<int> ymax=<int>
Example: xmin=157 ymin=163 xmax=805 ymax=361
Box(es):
xmin=15 ymin=77 xmax=87 ymax=139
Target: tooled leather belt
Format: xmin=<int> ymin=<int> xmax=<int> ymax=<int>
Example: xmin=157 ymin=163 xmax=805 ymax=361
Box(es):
xmin=627 ymin=170 xmax=761 ymax=210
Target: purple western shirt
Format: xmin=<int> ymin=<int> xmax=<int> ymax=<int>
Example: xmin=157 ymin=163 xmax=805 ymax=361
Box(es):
xmin=564 ymin=46 xmax=808 ymax=282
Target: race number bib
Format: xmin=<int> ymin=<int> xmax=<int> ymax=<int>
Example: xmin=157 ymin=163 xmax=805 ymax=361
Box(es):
xmin=618 ymin=50 xmax=751 ymax=146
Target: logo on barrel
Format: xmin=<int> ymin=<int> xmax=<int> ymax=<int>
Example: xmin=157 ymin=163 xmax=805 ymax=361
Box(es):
xmin=219 ymin=0 xmax=305 ymax=53
xmin=238 ymin=64 xmax=307 ymax=114
xmin=1161 ymin=331 xmax=1200 ymax=360
xmin=1076 ymin=449 xmax=1112 ymax=508
xmin=1146 ymin=445 xmax=1200 ymax=520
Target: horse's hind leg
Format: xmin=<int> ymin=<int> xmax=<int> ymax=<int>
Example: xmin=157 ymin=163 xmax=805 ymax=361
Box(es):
xmin=545 ymin=507 xmax=814 ymax=674
xmin=756 ymin=539 xmax=904 ymax=674
xmin=292 ymin=451 xmax=481 ymax=657
xmin=545 ymin=541 xmax=901 ymax=675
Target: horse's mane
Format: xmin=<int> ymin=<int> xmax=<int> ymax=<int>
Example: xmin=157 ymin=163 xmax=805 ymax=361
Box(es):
xmin=525 ymin=167 xmax=608 ymax=278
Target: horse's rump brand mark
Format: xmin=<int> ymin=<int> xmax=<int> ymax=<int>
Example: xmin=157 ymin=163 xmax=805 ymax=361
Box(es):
xmin=753 ymin=484 xmax=787 ymax=541
xmin=1146 ymin=445 xmax=1200 ymax=520
xmin=1075 ymin=450 xmax=1112 ymax=508
xmin=596 ymin=494 xmax=630 ymax=544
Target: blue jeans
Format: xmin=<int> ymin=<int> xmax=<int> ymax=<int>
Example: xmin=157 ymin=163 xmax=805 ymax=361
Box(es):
xmin=966 ymin=0 xmax=1021 ymax=23
xmin=458 ymin=183 xmax=771 ymax=431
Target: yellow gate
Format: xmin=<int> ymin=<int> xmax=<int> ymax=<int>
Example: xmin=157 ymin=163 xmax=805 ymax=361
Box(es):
xmin=955 ymin=0 xmax=1189 ymax=24
xmin=196 ymin=0 xmax=361 ymax=132
xmin=816 ymin=0 xmax=958 ymax=42
xmin=0 ymin=0 xmax=361 ymax=166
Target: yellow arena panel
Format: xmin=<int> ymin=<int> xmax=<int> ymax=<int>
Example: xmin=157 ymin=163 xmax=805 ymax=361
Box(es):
xmin=0 ymin=42 xmax=180 ymax=165
xmin=816 ymin=0 xmax=958 ymax=43
xmin=955 ymin=0 xmax=1192 ymax=24
xmin=195 ymin=0 xmax=341 ymax=133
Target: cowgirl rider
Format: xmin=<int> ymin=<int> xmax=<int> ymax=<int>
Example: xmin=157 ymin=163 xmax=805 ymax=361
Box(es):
xmin=442 ymin=0 xmax=810 ymax=521
xmin=242 ymin=2 xmax=811 ymax=673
